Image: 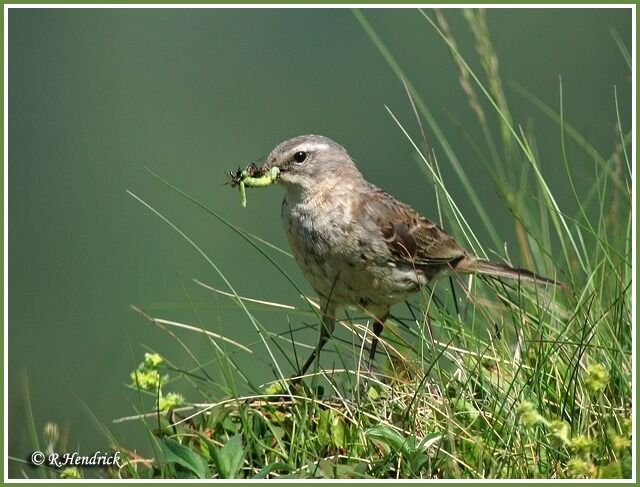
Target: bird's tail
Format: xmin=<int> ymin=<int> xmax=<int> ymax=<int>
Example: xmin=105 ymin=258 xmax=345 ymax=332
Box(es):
xmin=455 ymin=256 xmax=564 ymax=288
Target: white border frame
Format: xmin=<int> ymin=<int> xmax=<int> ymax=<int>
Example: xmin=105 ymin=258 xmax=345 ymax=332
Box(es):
xmin=3 ymin=3 xmax=636 ymax=483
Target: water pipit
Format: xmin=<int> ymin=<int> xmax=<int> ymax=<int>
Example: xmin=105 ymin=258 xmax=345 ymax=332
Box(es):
xmin=231 ymin=135 xmax=561 ymax=375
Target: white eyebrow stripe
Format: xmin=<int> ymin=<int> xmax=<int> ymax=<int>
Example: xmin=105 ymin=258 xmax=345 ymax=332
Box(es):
xmin=302 ymin=142 xmax=329 ymax=151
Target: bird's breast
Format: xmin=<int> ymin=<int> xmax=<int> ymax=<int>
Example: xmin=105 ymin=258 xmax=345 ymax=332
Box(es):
xmin=281 ymin=195 xmax=344 ymax=260
xmin=280 ymin=194 xmax=423 ymax=307
xmin=281 ymin=194 xmax=357 ymax=297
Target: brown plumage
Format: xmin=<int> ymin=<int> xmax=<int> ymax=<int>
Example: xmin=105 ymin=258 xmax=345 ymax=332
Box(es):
xmin=365 ymin=186 xmax=559 ymax=286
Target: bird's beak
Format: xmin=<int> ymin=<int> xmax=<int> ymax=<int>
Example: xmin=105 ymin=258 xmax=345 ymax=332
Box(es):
xmin=260 ymin=161 xmax=283 ymax=179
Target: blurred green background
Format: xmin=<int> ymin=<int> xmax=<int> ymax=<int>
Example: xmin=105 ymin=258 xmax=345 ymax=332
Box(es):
xmin=8 ymin=7 xmax=631 ymax=475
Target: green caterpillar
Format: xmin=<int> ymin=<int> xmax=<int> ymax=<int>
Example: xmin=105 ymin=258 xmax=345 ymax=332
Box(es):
xmin=232 ymin=166 xmax=280 ymax=207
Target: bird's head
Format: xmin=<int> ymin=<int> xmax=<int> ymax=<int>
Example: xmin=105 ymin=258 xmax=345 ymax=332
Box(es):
xmin=260 ymin=135 xmax=363 ymax=193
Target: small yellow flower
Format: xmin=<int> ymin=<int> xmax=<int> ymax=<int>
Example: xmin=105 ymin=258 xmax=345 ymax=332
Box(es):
xmin=549 ymin=420 xmax=570 ymax=447
xmin=570 ymin=435 xmax=593 ymax=454
xmin=518 ymin=401 xmax=543 ymax=427
xmin=585 ymin=364 xmax=607 ymax=392
xmin=60 ymin=467 xmax=82 ymax=479
xmin=143 ymin=353 xmax=164 ymax=369
xmin=568 ymin=458 xmax=596 ymax=478
xmin=158 ymin=392 xmax=184 ymax=412
xmin=265 ymin=380 xmax=287 ymax=395
xmin=608 ymin=429 xmax=631 ymax=451
xmin=131 ymin=369 xmax=166 ymax=391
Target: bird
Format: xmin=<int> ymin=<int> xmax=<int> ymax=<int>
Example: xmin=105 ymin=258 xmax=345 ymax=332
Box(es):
xmin=249 ymin=134 xmax=561 ymax=375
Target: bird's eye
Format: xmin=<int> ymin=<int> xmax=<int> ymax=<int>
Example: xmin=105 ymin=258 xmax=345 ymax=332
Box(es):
xmin=293 ymin=151 xmax=307 ymax=164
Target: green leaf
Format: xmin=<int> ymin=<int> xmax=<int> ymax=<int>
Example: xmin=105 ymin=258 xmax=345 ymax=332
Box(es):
xmin=453 ymin=397 xmax=480 ymax=421
xmin=160 ymin=437 xmax=208 ymax=479
xmin=318 ymin=409 xmax=348 ymax=450
xmin=318 ymin=460 xmax=369 ymax=479
xmin=252 ymin=462 xmax=295 ymax=479
xmin=211 ymin=434 xmax=245 ymax=479
xmin=365 ymin=426 xmax=408 ymax=454
xmin=330 ymin=414 xmax=347 ymax=449
xmin=418 ymin=432 xmax=442 ymax=451
xmin=408 ymin=452 xmax=429 ymax=472
xmin=317 ymin=409 xmax=332 ymax=447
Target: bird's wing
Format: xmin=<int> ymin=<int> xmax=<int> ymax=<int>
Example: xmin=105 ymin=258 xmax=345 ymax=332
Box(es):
xmin=361 ymin=186 xmax=468 ymax=271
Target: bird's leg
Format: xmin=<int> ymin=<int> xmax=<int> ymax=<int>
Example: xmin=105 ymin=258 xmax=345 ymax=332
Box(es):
xmin=299 ymin=300 xmax=336 ymax=376
xmin=369 ymin=320 xmax=384 ymax=363
xmin=367 ymin=311 xmax=389 ymax=373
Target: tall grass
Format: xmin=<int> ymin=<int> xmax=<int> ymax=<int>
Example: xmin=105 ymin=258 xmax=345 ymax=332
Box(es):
xmin=43 ymin=9 xmax=630 ymax=479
